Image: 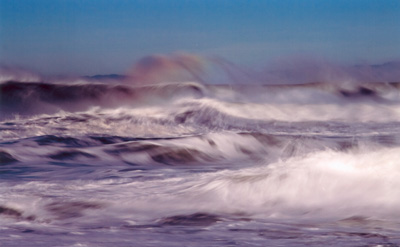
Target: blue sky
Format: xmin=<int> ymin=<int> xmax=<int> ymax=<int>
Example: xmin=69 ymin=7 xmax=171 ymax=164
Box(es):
xmin=0 ymin=0 xmax=399 ymax=76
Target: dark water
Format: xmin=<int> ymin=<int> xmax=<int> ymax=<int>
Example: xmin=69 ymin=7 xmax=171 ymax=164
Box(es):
xmin=1 ymin=79 xmax=400 ymax=246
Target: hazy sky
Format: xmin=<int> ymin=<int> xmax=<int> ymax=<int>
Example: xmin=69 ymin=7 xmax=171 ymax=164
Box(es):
xmin=1 ymin=0 xmax=399 ymax=76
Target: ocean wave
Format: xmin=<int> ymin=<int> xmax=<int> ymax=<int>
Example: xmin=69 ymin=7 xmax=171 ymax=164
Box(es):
xmin=2 ymin=145 xmax=400 ymax=227
xmin=0 ymin=80 xmax=206 ymax=119
xmin=2 ymin=80 xmax=400 ymax=128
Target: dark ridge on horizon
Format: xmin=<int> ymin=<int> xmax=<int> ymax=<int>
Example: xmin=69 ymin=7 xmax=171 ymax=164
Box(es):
xmin=78 ymin=60 xmax=400 ymax=85
xmin=371 ymin=61 xmax=400 ymax=68
xmin=2 ymin=59 xmax=400 ymax=85
xmin=351 ymin=61 xmax=400 ymax=70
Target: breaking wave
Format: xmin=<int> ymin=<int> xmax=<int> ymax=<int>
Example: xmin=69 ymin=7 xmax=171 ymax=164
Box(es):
xmin=1 ymin=55 xmax=400 ymax=246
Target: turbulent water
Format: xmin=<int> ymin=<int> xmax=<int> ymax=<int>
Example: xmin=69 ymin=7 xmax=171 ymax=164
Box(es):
xmin=1 ymin=78 xmax=400 ymax=246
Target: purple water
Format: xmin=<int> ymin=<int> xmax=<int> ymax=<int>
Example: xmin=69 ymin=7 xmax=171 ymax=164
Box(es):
xmin=1 ymin=78 xmax=400 ymax=246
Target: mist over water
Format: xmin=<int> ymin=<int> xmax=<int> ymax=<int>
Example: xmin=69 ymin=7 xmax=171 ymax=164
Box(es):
xmin=1 ymin=54 xmax=400 ymax=246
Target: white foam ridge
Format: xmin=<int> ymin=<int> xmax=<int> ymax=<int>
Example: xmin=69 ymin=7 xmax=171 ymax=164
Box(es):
xmin=1 ymin=146 xmax=400 ymax=225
